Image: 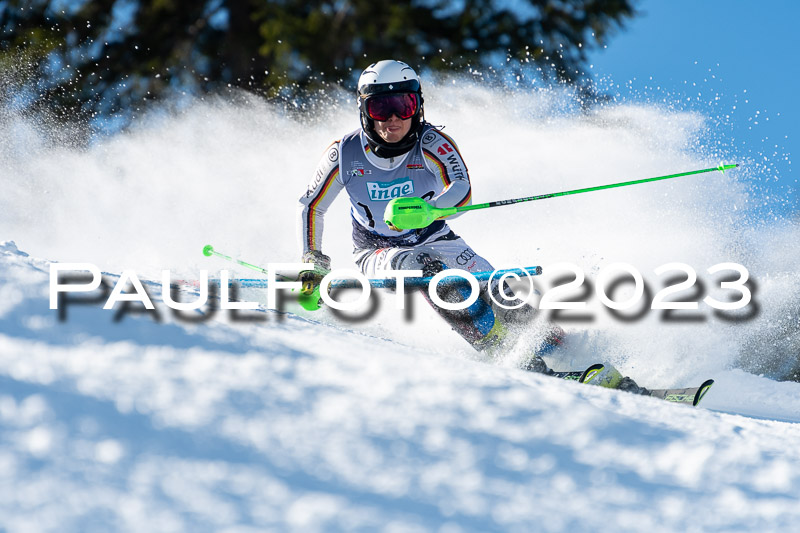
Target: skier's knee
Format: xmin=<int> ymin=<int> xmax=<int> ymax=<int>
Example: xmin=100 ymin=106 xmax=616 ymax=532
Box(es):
xmin=395 ymin=250 xmax=447 ymax=276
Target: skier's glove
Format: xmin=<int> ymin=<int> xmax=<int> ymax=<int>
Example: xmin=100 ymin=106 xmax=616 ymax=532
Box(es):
xmin=299 ymin=250 xmax=331 ymax=295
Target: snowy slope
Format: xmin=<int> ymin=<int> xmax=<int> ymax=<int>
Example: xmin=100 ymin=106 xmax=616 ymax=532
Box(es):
xmin=3 ymin=242 xmax=800 ymax=533
xmin=3 ymin=79 xmax=800 ymax=532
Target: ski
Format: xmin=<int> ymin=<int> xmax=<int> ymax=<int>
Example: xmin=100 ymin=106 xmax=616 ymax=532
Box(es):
xmin=585 ymin=364 xmax=715 ymax=407
xmin=647 ymin=379 xmax=715 ymax=406
xmin=551 ymin=363 xmax=605 ymax=384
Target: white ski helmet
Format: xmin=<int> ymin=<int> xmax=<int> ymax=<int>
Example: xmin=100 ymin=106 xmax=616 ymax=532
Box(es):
xmin=357 ymin=59 xmax=425 ymax=157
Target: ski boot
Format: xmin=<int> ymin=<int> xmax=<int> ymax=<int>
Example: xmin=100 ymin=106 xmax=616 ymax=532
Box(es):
xmin=537 ymin=323 xmax=566 ymax=356
xmin=592 ymin=365 xmax=650 ymax=395
xmin=521 ymin=354 xmax=554 ymax=375
xmin=516 ymin=321 xmax=565 ymax=374
xmin=616 ymin=376 xmax=650 ymax=395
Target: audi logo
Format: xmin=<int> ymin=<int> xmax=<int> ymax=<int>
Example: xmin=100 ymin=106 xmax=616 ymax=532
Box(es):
xmin=456 ymin=249 xmax=476 ymax=265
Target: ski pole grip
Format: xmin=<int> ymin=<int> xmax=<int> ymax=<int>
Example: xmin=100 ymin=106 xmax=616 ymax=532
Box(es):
xmin=384 ymin=197 xmax=456 ymax=230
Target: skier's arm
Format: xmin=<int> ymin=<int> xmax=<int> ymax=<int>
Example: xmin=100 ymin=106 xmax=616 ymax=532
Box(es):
xmin=422 ymin=130 xmax=471 ymax=216
xmin=298 ymin=141 xmax=345 ymax=255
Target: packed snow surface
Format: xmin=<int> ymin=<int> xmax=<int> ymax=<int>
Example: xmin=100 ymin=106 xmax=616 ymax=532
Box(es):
xmin=2 ymin=83 xmax=799 ymax=531
xmin=3 ymin=241 xmax=800 ymax=532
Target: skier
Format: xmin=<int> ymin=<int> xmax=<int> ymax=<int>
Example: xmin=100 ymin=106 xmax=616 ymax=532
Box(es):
xmin=296 ymin=59 xmax=645 ymax=392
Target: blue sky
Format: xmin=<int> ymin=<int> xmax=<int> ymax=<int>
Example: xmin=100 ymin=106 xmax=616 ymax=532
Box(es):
xmin=585 ymin=0 xmax=798 ymax=217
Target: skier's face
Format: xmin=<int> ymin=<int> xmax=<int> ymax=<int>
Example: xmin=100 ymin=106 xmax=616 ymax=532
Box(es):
xmin=374 ymin=115 xmax=411 ymax=144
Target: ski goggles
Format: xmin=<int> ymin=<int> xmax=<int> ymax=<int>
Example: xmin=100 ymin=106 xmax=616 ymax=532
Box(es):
xmin=365 ymin=93 xmax=419 ymax=121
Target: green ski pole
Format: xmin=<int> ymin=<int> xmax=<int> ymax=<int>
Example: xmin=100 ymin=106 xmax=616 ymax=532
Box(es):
xmin=202 ymin=244 xmax=323 ymax=310
xmin=201 ymin=244 xmax=275 ymax=275
xmin=385 ymin=163 xmax=739 ymax=230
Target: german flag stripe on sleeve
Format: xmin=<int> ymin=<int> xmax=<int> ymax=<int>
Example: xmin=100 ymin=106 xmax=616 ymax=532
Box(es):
xmin=423 ymin=149 xmax=449 ymax=188
xmin=306 ymin=167 xmax=339 ymax=249
xmin=440 ymin=182 xmax=472 ymax=208
xmin=456 ymin=188 xmax=472 ymax=207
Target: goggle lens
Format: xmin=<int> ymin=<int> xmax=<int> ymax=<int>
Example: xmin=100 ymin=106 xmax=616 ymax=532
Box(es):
xmin=366 ymin=93 xmax=418 ymax=121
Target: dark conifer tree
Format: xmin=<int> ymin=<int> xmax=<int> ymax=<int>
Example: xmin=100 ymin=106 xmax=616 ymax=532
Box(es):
xmin=0 ymin=0 xmax=636 ymax=123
